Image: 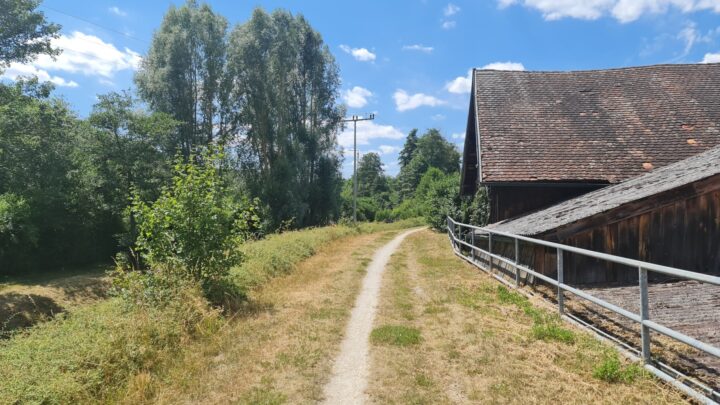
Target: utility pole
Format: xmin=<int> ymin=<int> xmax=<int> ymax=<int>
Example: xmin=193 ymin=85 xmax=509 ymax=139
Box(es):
xmin=341 ymin=113 xmax=375 ymax=223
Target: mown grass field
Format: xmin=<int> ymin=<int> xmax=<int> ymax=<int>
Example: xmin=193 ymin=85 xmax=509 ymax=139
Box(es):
xmin=0 ymin=220 xmax=421 ymax=404
xmin=367 ymin=230 xmax=687 ymax=404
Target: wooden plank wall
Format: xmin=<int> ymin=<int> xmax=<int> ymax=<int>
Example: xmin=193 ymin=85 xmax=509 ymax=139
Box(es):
xmin=488 ymin=176 xmax=720 ymax=286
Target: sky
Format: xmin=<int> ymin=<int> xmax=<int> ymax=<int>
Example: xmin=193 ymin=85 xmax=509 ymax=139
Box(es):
xmin=3 ymin=0 xmax=720 ymax=177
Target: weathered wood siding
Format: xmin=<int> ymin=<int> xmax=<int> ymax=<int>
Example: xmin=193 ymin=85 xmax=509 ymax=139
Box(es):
xmin=487 ymin=175 xmax=720 ymax=286
xmin=488 ymin=184 xmax=606 ymax=223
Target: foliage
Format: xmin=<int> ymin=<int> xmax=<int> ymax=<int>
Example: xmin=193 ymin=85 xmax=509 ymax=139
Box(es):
xmin=398 ymin=128 xmax=418 ymax=169
xmin=418 ymin=169 xmax=462 ymax=231
xmin=227 ymin=8 xmax=344 ymax=228
xmin=135 ymin=0 xmax=229 ymax=155
xmin=356 ymin=152 xmax=389 ymax=198
xmin=397 ymin=128 xmax=460 ymax=199
xmin=0 ymin=193 xmax=36 ymax=269
xmin=128 ymin=148 xmax=259 ymax=301
xmin=0 ymin=80 xmax=117 ymax=273
xmin=0 ymin=0 xmax=60 ymax=67
xmin=463 ymin=186 xmax=490 ymax=227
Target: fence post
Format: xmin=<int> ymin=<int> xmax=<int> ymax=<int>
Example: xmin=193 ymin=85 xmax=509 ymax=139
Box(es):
xmin=471 ymin=231 xmax=475 ymax=262
xmin=557 ymin=247 xmax=564 ymax=315
xmin=488 ymin=233 xmax=493 ymax=272
xmin=514 ymin=238 xmax=520 ymax=286
xmin=639 ymin=267 xmax=651 ymax=364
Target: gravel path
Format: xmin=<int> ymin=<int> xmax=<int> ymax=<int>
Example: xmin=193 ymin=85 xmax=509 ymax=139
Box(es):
xmin=322 ymin=228 xmax=421 ymax=405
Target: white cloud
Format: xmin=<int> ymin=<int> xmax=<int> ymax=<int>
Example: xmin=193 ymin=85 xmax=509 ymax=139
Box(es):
xmin=338 ymin=121 xmax=404 ymax=148
xmin=393 ymin=90 xmax=446 ymax=112
xmin=109 ymin=6 xmax=127 ymax=17
xmin=339 ymin=45 xmax=376 ymax=62
xmin=481 ymin=61 xmax=526 ymax=70
xmin=1 ymin=31 xmax=140 ymax=87
xmin=446 ymin=63 xmax=525 ymax=94
xmin=499 ymin=0 xmax=720 ymax=23
xmin=402 ymin=44 xmax=434 ymax=53
xmin=446 ymin=69 xmax=473 ymax=94
xmin=702 ymin=52 xmax=720 ymax=62
xmin=432 ymin=114 xmax=446 ymax=120
xmin=343 ymin=86 xmax=372 ymax=108
xmin=444 ymin=3 xmax=461 ymax=16
xmin=1 ymin=63 xmax=78 ymax=87
xmin=452 ymin=132 xmax=466 ymax=139
xmin=379 ymin=145 xmax=401 ymax=155
xmin=442 ymin=20 xmax=457 ymax=29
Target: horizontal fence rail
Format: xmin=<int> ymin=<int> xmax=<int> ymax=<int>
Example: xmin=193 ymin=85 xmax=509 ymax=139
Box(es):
xmin=446 ymin=216 xmax=720 ymax=404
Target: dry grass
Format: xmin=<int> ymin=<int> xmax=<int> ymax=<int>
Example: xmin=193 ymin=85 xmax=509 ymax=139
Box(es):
xmin=367 ymin=230 xmax=688 ymax=404
xmin=129 ymin=229 xmax=404 ymax=404
xmin=1 ymin=265 xmax=110 ymax=336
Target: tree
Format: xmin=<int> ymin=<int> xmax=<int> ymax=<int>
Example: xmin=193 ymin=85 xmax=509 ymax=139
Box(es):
xmin=416 ymin=169 xmax=462 ymax=231
xmin=398 ymin=128 xmax=418 ymax=169
xmin=397 ymin=128 xmax=460 ymax=198
xmin=0 ymin=80 xmax=113 ymax=272
xmin=356 ymin=152 xmax=388 ymax=198
xmin=0 ymin=0 xmax=60 ymax=67
xmin=135 ymin=0 xmax=229 ymax=157
xmin=227 ymin=8 xmax=344 ymax=228
xmin=85 ymin=91 xmax=178 ymax=249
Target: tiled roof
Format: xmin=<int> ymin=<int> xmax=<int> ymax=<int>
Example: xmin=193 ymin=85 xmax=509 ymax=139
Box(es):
xmin=488 ymin=145 xmax=720 ymax=236
xmin=473 ymin=63 xmax=720 ymax=183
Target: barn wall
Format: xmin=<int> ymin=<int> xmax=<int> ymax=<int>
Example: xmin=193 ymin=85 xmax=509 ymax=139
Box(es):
xmin=526 ymin=177 xmax=720 ymax=286
xmin=488 ymin=183 xmax=606 ymax=223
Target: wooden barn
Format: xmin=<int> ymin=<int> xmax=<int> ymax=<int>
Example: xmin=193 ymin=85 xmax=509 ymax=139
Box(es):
xmin=486 ymin=145 xmax=720 ymax=285
xmin=460 ymin=63 xmax=720 ymax=223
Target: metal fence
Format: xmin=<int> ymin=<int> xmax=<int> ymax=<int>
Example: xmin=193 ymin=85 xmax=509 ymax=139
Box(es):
xmin=446 ymin=216 xmax=720 ymax=404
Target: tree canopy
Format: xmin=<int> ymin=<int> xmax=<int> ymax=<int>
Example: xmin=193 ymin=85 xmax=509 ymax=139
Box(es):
xmin=0 ymin=0 xmax=59 ymax=67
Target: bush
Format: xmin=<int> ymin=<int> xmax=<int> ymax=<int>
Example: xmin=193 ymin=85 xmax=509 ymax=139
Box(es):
xmin=392 ymin=198 xmax=423 ymax=220
xmin=417 ymin=169 xmax=462 ymax=231
xmin=126 ymin=148 xmax=260 ymax=304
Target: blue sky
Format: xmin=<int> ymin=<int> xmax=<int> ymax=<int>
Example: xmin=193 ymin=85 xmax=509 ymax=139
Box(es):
xmin=3 ymin=0 xmax=720 ymax=177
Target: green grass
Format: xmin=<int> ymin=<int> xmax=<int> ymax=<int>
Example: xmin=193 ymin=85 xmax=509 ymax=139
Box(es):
xmin=0 ymin=220 xmax=420 ymax=404
xmin=532 ymin=321 xmax=576 ymax=343
xmin=371 ymin=325 xmax=422 ymax=347
xmin=495 ymin=286 xmax=576 ymax=344
xmin=593 ymin=351 xmax=646 ymax=383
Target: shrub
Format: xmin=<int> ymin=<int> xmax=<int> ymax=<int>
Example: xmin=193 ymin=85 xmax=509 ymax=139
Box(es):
xmin=391 ymin=198 xmax=423 ymax=220
xmin=126 ymin=148 xmax=260 ymax=304
xmin=417 ymin=169 xmax=462 ymax=231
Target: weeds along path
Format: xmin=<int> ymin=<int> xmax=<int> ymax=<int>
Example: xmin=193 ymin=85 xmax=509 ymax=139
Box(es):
xmin=322 ymin=228 xmax=422 ymax=405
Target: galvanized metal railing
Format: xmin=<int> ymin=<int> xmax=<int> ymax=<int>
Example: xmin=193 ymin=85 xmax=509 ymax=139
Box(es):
xmin=446 ymin=216 xmax=720 ymax=404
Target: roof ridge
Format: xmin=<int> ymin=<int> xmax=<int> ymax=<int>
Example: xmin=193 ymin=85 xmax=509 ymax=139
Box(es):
xmin=474 ymin=62 xmax=720 ymax=74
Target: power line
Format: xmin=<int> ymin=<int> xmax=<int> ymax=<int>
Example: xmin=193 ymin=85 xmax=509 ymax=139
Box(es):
xmin=341 ymin=113 xmax=375 ymax=223
xmin=40 ymin=5 xmax=149 ymax=45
